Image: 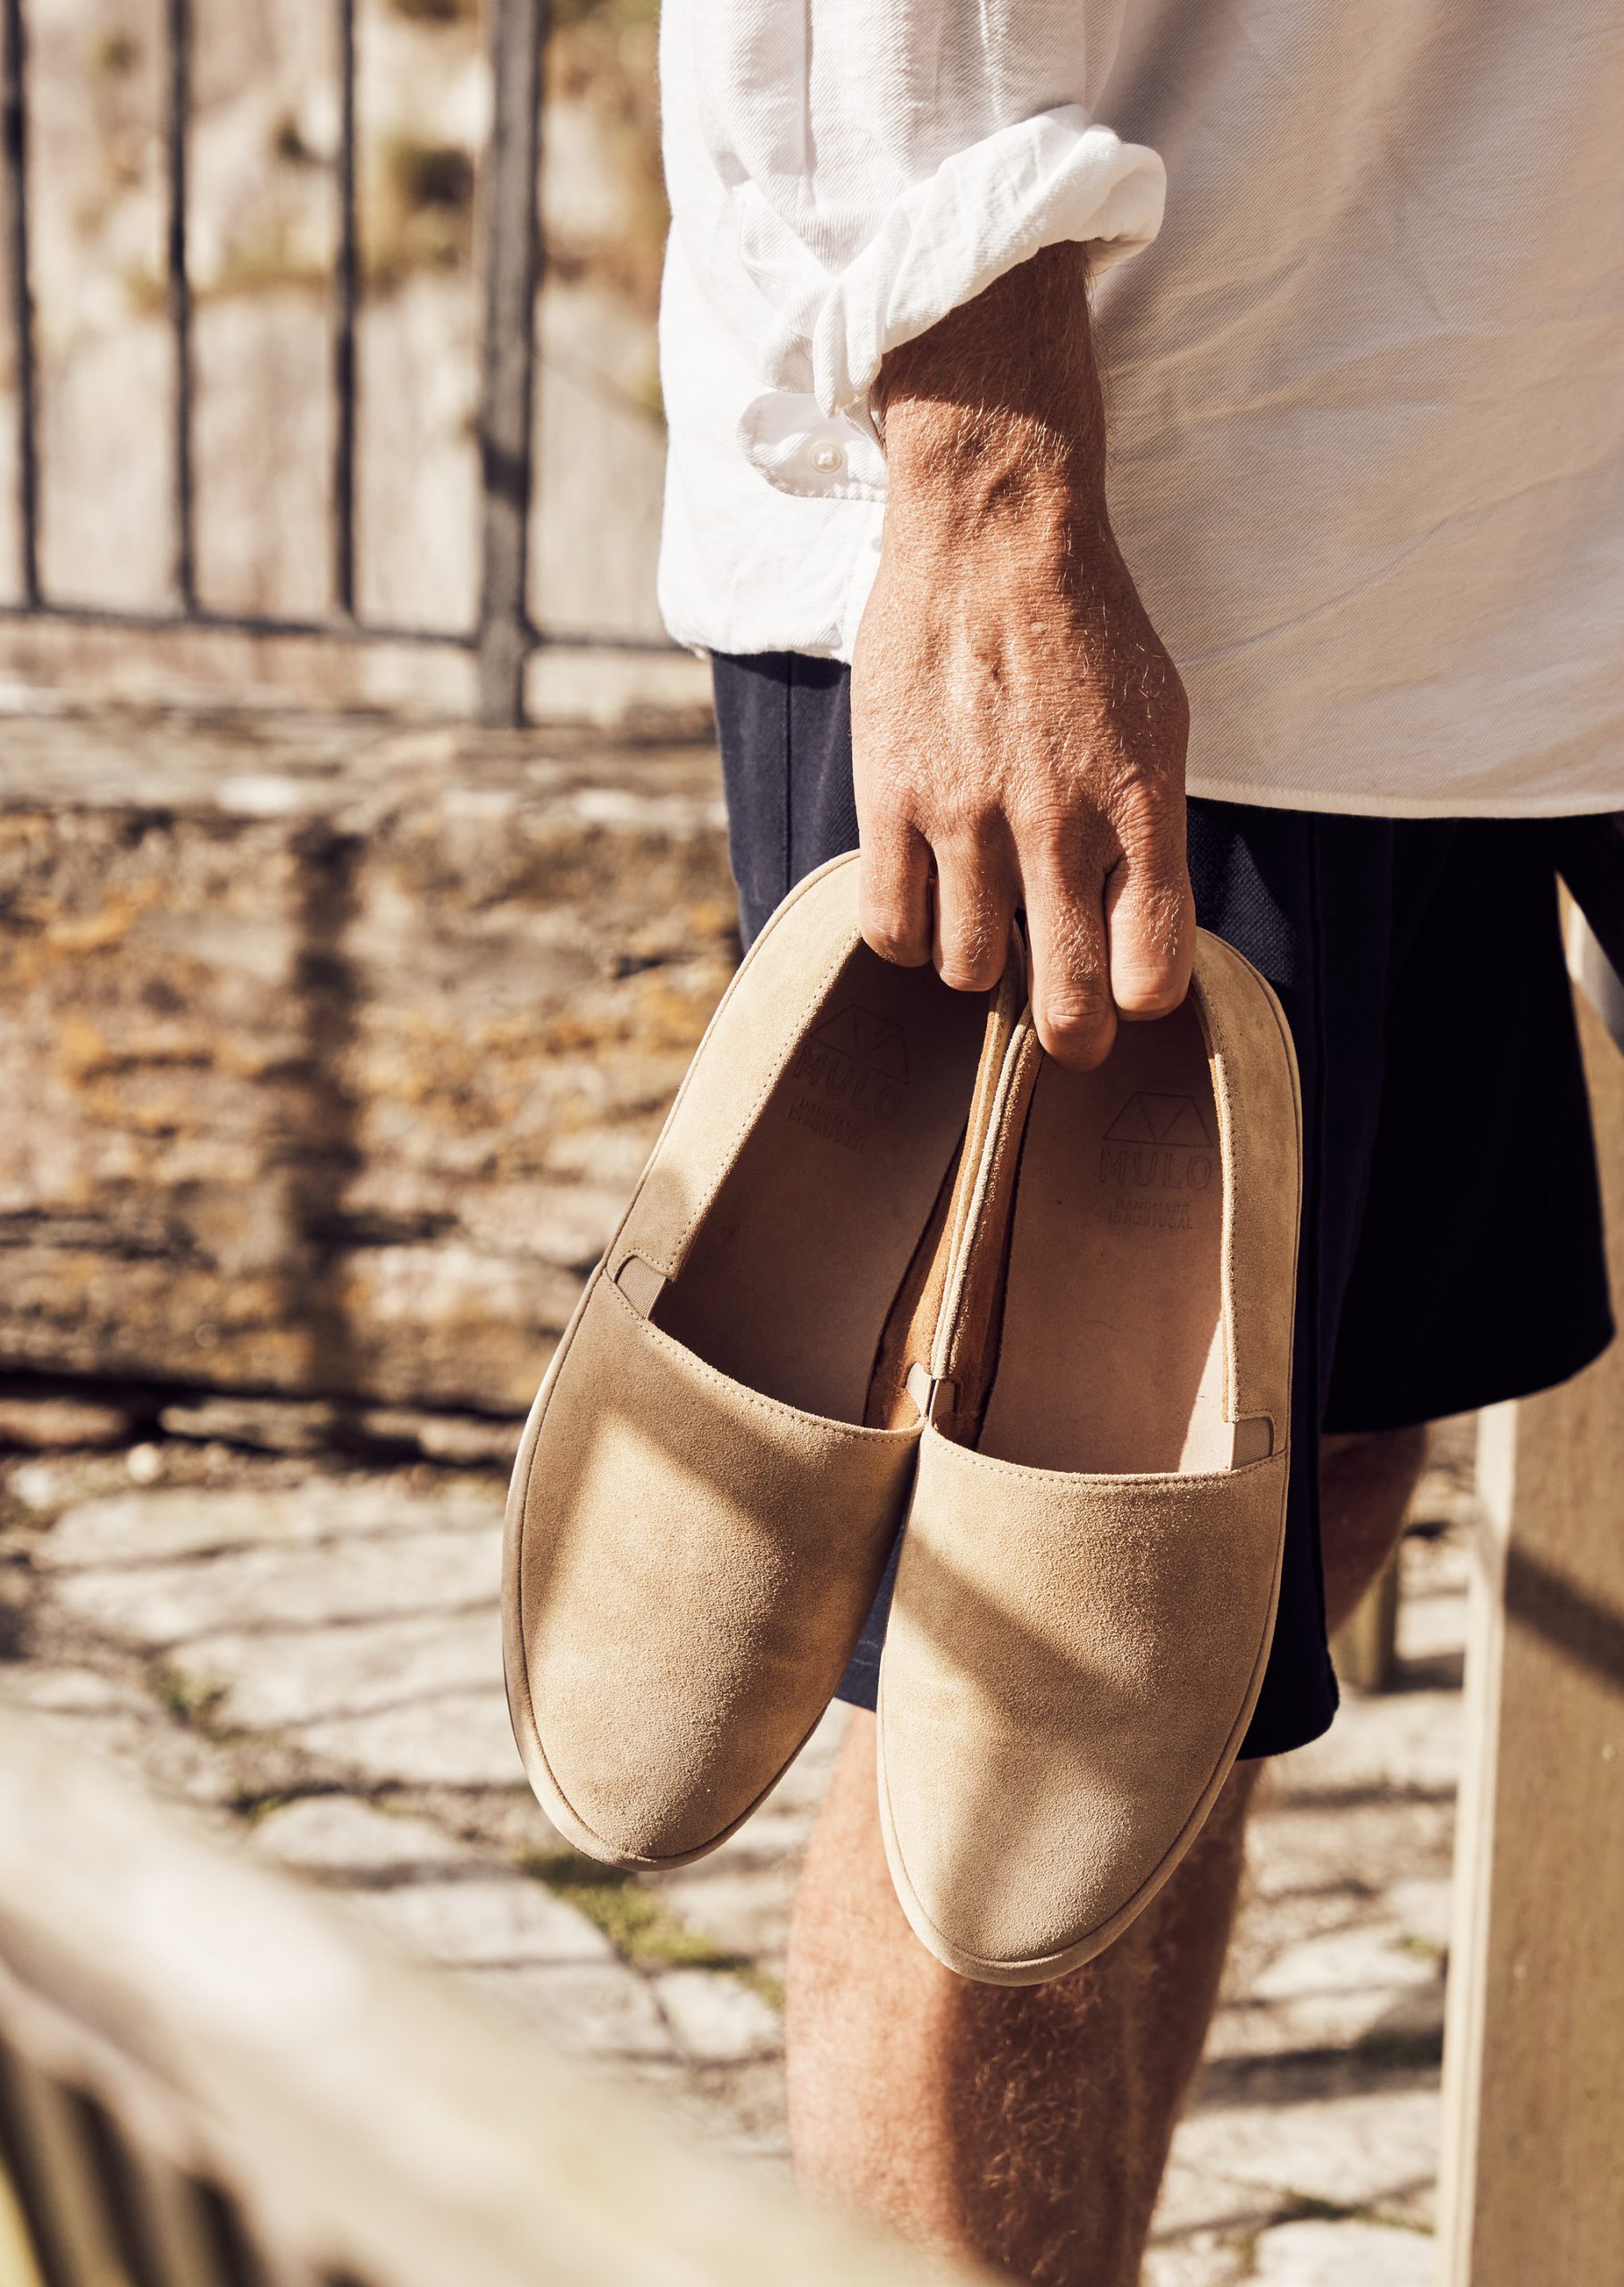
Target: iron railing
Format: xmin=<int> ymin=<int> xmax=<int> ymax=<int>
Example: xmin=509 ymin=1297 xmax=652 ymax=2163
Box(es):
xmin=0 ymin=0 xmax=666 ymax=728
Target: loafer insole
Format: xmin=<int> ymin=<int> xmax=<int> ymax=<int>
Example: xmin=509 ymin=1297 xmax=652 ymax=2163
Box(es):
xmin=656 ymin=946 xmax=990 ymax=1423
xmin=979 ymin=1001 xmax=1230 ymax=1474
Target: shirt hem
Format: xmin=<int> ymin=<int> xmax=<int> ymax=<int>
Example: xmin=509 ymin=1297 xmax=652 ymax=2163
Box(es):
xmin=1185 ymin=773 xmax=1624 ymax=822
xmin=673 ymin=634 xmax=1624 ymax=822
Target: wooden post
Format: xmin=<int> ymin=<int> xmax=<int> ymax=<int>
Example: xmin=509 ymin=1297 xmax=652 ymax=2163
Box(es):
xmin=475 ymin=0 xmax=545 ymax=728
xmin=1438 ymin=924 xmax=1624 ymax=2280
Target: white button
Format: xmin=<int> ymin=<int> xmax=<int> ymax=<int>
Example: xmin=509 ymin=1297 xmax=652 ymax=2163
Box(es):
xmin=808 ymin=439 xmax=846 ymax=475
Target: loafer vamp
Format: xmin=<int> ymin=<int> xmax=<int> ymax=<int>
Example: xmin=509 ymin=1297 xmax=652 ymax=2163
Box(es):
xmin=882 ymin=1429 xmax=1289 ymax=1975
xmin=514 ymin=1274 xmax=918 ymax=1864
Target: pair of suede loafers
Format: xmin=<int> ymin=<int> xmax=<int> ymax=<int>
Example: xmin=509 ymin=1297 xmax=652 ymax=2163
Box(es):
xmin=502 ymin=852 xmax=1302 ymax=1985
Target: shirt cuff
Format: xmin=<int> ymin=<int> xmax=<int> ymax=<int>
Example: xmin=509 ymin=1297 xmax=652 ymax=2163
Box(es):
xmin=739 ymin=103 xmax=1165 ymax=503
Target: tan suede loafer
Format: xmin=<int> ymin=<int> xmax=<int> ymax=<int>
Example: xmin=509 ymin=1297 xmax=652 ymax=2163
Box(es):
xmin=877 ymin=929 xmax=1302 ymax=1983
xmin=504 ymin=852 xmax=1021 ymax=1869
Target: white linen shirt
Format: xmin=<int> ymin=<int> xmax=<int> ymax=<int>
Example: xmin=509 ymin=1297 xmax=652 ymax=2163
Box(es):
xmin=657 ymin=2 xmax=1624 ymax=818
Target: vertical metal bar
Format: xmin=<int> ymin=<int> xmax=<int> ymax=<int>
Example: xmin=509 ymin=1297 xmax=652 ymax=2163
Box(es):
xmin=475 ymin=0 xmax=545 ymax=729
xmin=1 ymin=0 xmax=39 ymax=605
xmin=331 ymin=0 xmax=357 ymax=618
xmin=165 ymin=0 xmax=196 ymax=611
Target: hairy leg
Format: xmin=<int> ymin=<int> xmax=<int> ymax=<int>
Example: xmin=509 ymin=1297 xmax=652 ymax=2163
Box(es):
xmin=786 ymin=1423 xmax=1428 ymax=2284
xmin=789 ymin=1711 xmax=1258 ymax=2283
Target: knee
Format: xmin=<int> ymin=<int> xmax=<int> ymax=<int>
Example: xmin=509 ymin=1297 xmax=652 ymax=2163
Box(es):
xmin=1318 ymin=1422 xmax=1429 ymax=1629
xmin=1321 ymin=1420 xmax=1429 ymax=1491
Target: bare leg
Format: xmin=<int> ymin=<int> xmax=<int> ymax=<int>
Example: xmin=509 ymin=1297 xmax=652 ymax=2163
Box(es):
xmin=786 ymin=1422 xmax=1428 ymax=2284
xmin=789 ymin=1712 xmax=1259 ymax=2282
xmin=1318 ymin=1424 xmax=1429 ymax=1633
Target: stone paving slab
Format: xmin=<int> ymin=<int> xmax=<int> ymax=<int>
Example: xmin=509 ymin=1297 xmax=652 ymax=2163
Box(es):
xmin=0 ymin=1656 xmax=240 ymax=1809
xmin=0 ymin=1420 xmax=1478 ymax=2281
xmin=1249 ymin=2219 xmax=1435 ymax=2284
xmin=1169 ymin=2084 xmax=1439 ymax=2221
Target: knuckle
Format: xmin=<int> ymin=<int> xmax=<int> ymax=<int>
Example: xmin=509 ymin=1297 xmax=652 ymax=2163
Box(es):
xmin=1042 ymin=986 xmax=1113 ymax=1037
xmin=1118 ymin=767 xmax=1182 ymax=835
xmin=1037 ymin=1002 xmax=1115 ymax=1071
xmin=1014 ymin=800 xmax=1094 ymax=870
xmin=866 ymin=930 xmax=930 ymax=970
xmin=927 ymin=796 xmax=1001 ymax=852
xmin=1109 ymin=783 xmax=1185 ymax=873
xmin=1025 ymin=817 xmax=1121 ymax=892
xmin=1036 ymin=951 xmax=1115 ymax=1039
xmin=862 ymin=909 xmax=929 ymax=968
xmin=1157 ymin=659 xmax=1192 ymax=733
xmin=1110 ymin=881 xmax=1195 ymax=1017
xmin=1115 ymin=971 xmax=1188 ymax=1019
xmin=938 ymin=946 xmax=1004 ymax=994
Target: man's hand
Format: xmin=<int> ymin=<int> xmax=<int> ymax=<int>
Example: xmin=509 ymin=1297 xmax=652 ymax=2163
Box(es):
xmin=852 ymin=241 xmax=1193 ymax=1070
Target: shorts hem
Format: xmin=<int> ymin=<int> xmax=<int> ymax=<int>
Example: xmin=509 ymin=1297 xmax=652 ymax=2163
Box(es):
xmin=833 ymin=1653 xmax=881 ymax=1715
xmin=1323 ymin=1312 xmax=1615 ymax=1437
xmin=1237 ymin=1687 xmax=1337 ymax=1762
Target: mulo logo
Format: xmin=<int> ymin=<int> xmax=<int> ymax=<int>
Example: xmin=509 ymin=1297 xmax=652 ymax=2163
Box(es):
xmin=790 ymin=1005 xmax=908 ymax=1121
xmin=1099 ymin=1093 xmax=1214 ymax=1190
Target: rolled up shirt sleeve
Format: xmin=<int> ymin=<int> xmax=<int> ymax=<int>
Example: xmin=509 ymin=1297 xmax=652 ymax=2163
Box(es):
xmin=661 ymin=1 xmax=1165 ymax=498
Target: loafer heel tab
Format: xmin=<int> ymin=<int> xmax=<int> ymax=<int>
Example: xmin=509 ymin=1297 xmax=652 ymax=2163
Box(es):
xmin=1231 ymin=1414 xmax=1276 ymax=1464
xmin=905 ymin=1361 xmax=957 ymax=1424
xmin=613 ymin=1252 xmax=667 ymax=1319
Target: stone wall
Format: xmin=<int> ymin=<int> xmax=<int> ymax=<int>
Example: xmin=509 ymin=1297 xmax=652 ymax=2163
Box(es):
xmin=0 ymin=709 xmax=735 ymax=1415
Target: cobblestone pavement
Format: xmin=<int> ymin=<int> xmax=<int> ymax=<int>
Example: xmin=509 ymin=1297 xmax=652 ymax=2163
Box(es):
xmin=0 ymin=1410 xmax=1475 ymax=2285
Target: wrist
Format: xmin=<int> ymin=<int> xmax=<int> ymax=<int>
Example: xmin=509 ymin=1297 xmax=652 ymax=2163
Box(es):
xmin=877 ymin=419 xmax=1127 ymax=620
xmin=874 ymin=240 xmax=1111 ymax=574
xmin=881 ymin=405 xmax=1111 ymax=566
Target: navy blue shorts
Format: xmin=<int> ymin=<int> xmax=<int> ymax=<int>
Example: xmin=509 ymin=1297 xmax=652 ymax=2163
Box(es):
xmin=711 ymin=650 xmax=1615 ymax=1757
